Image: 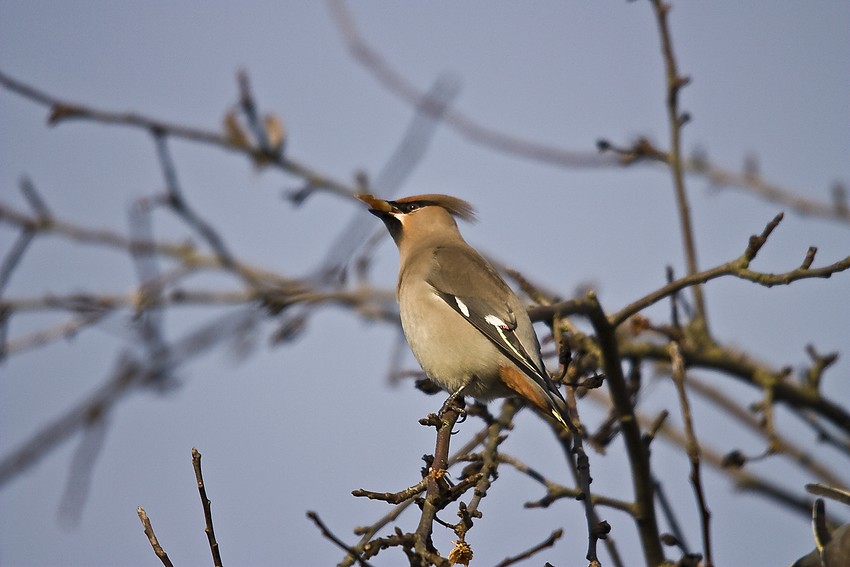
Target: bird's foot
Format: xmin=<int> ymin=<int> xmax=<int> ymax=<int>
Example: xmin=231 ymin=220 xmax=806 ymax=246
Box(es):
xmin=438 ymin=389 xmax=466 ymax=422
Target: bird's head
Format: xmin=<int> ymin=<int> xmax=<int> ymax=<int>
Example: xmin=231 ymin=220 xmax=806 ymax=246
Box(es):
xmin=357 ymin=193 xmax=476 ymax=247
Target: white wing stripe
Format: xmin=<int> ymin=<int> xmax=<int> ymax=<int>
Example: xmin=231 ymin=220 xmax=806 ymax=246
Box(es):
xmin=455 ymin=297 xmax=470 ymax=317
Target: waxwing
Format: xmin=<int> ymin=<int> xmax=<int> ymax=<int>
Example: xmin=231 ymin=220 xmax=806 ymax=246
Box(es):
xmin=358 ymin=193 xmax=570 ymax=429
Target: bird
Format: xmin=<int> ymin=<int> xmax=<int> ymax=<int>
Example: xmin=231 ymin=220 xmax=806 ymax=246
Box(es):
xmin=357 ymin=193 xmax=572 ymax=430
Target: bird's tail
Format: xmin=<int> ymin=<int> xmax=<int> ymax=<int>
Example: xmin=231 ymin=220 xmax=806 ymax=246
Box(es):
xmin=499 ymin=365 xmax=575 ymax=432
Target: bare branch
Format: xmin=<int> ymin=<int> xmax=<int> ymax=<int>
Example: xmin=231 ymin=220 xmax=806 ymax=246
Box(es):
xmin=498 ymin=453 xmax=634 ymax=514
xmin=700 ymin=162 xmax=850 ymax=226
xmin=571 ymin=292 xmax=665 ymax=566
xmin=494 ymin=529 xmax=563 ymax=567
xmin=585 ymin=388 xmax=840 ymax=525
xmin=0 ymin=68 xmax=356 ymax=200
xmin=326 ymin=4 xmax=850 ymax=229
xmin=192 ymin=448 xmax=224 ymax=567
xmin=688 ymin=376 xmax=846 ymax=487
xmin=327 ymin=1 xmax=614 ymax=170
xmin=137 ymin=507 xmax=175 ymax=567
xmin=352 ymin=480 xmax=428 ymax=505
xmin=307 ymin=511 xmax=375 ymax=567
xmin=341 ymin=426 xmax=494 ymax=567
xmin=669 ymin=342 xmax=713 ymax=566
xmin=412 ymin=398 xmax=464 ymax=565
xmin=648 ymin=0 xmax=706 ymax=337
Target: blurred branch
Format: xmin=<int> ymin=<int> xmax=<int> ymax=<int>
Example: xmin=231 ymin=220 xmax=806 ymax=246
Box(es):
xmin=807 ymin=484 xmax=850 ymax=508
xmin=58 ymin=413 xmax=109 ymax=527
xmin=0 ymin=195 xmax=401 ymax=358
xmin=152 ymin=133 xmax=239 ymax=275
xmin=699 ymin=165 xmax=850 ymax=227
xmin=0 ymin=68 xmax=356 ymax=200
xmin=327 ymin=1 xmax=613 ymax=170
xmin=0 ymin=309 xmax=257 ymax=488
xmin=328 ymin=2 xmax=850 ymax=228
xmin=0 ymin=354 xmax=139 ymax=487
xmin=0 ymin=180 xmax=40 ymax=295
xmin=304 ymin=74 xmax=460 ymax=288
xmin=2 ymin=311 xmax=109 ymax=357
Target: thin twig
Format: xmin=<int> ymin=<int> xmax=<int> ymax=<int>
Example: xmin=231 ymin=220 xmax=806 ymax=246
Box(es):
xmin=137 ymin=507 xmax=175 ymax=567
xmin=465 ymin=401 xmax=514 ymax=518
xmin=307 ymin=511 xmax=376 ymax=567
xmin=618 ymin=339 xmax=850 ymax=437
xmin=649 ymin=0 xmax=707 ymax=334
xmin=340 ymin=426 xmax=493 ymax=567
xmin=494 ymin=529 xmax=563 ymax=567
xmin=687 ymin=375 xmax=846 ymax=487
xmin=526 ymin=211 xmax=850 ymax=328
xmin=669 ymin=342 xmax=713 ymax=566
xmin=653 ymin=478 xmax=691 ymax=555
xmin=574 ymin=292 xmax=665 ymax=566
xmin=192 ymin=448 xmax=223 ymax=567
xmin=412 ymin=399 xmax=463 ymax=565
xmin=352 ymin=479 xmax=428 ymax=504
xmin=584 ymin=388 xmax=842 ymax=525
xmin=498 ymin=453 xmax=634 ymax=514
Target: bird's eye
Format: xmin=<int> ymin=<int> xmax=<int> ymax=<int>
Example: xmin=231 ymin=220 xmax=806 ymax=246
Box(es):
xmin=400 ymin=202 xmax=421 ymax=213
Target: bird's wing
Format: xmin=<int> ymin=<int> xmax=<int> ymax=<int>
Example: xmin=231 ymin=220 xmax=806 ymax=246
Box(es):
xmin=426 ymin=246 xmax=564 ymax=401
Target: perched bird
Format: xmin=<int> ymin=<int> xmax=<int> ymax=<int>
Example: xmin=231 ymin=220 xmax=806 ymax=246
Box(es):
xmin=358 ymin=193 xmax=571 ymax=430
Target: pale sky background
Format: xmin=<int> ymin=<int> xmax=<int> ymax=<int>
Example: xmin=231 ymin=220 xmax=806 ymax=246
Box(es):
xmin=1 ymin=2 xmax=849 ymax=566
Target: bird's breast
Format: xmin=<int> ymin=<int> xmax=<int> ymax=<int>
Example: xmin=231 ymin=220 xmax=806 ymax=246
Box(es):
xmin=397 ymin=283 xmax=509 ymax=399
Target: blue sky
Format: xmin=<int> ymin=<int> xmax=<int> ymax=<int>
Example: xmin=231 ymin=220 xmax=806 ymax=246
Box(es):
xmin=1 ymin=2 xmax=848 ymax=566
